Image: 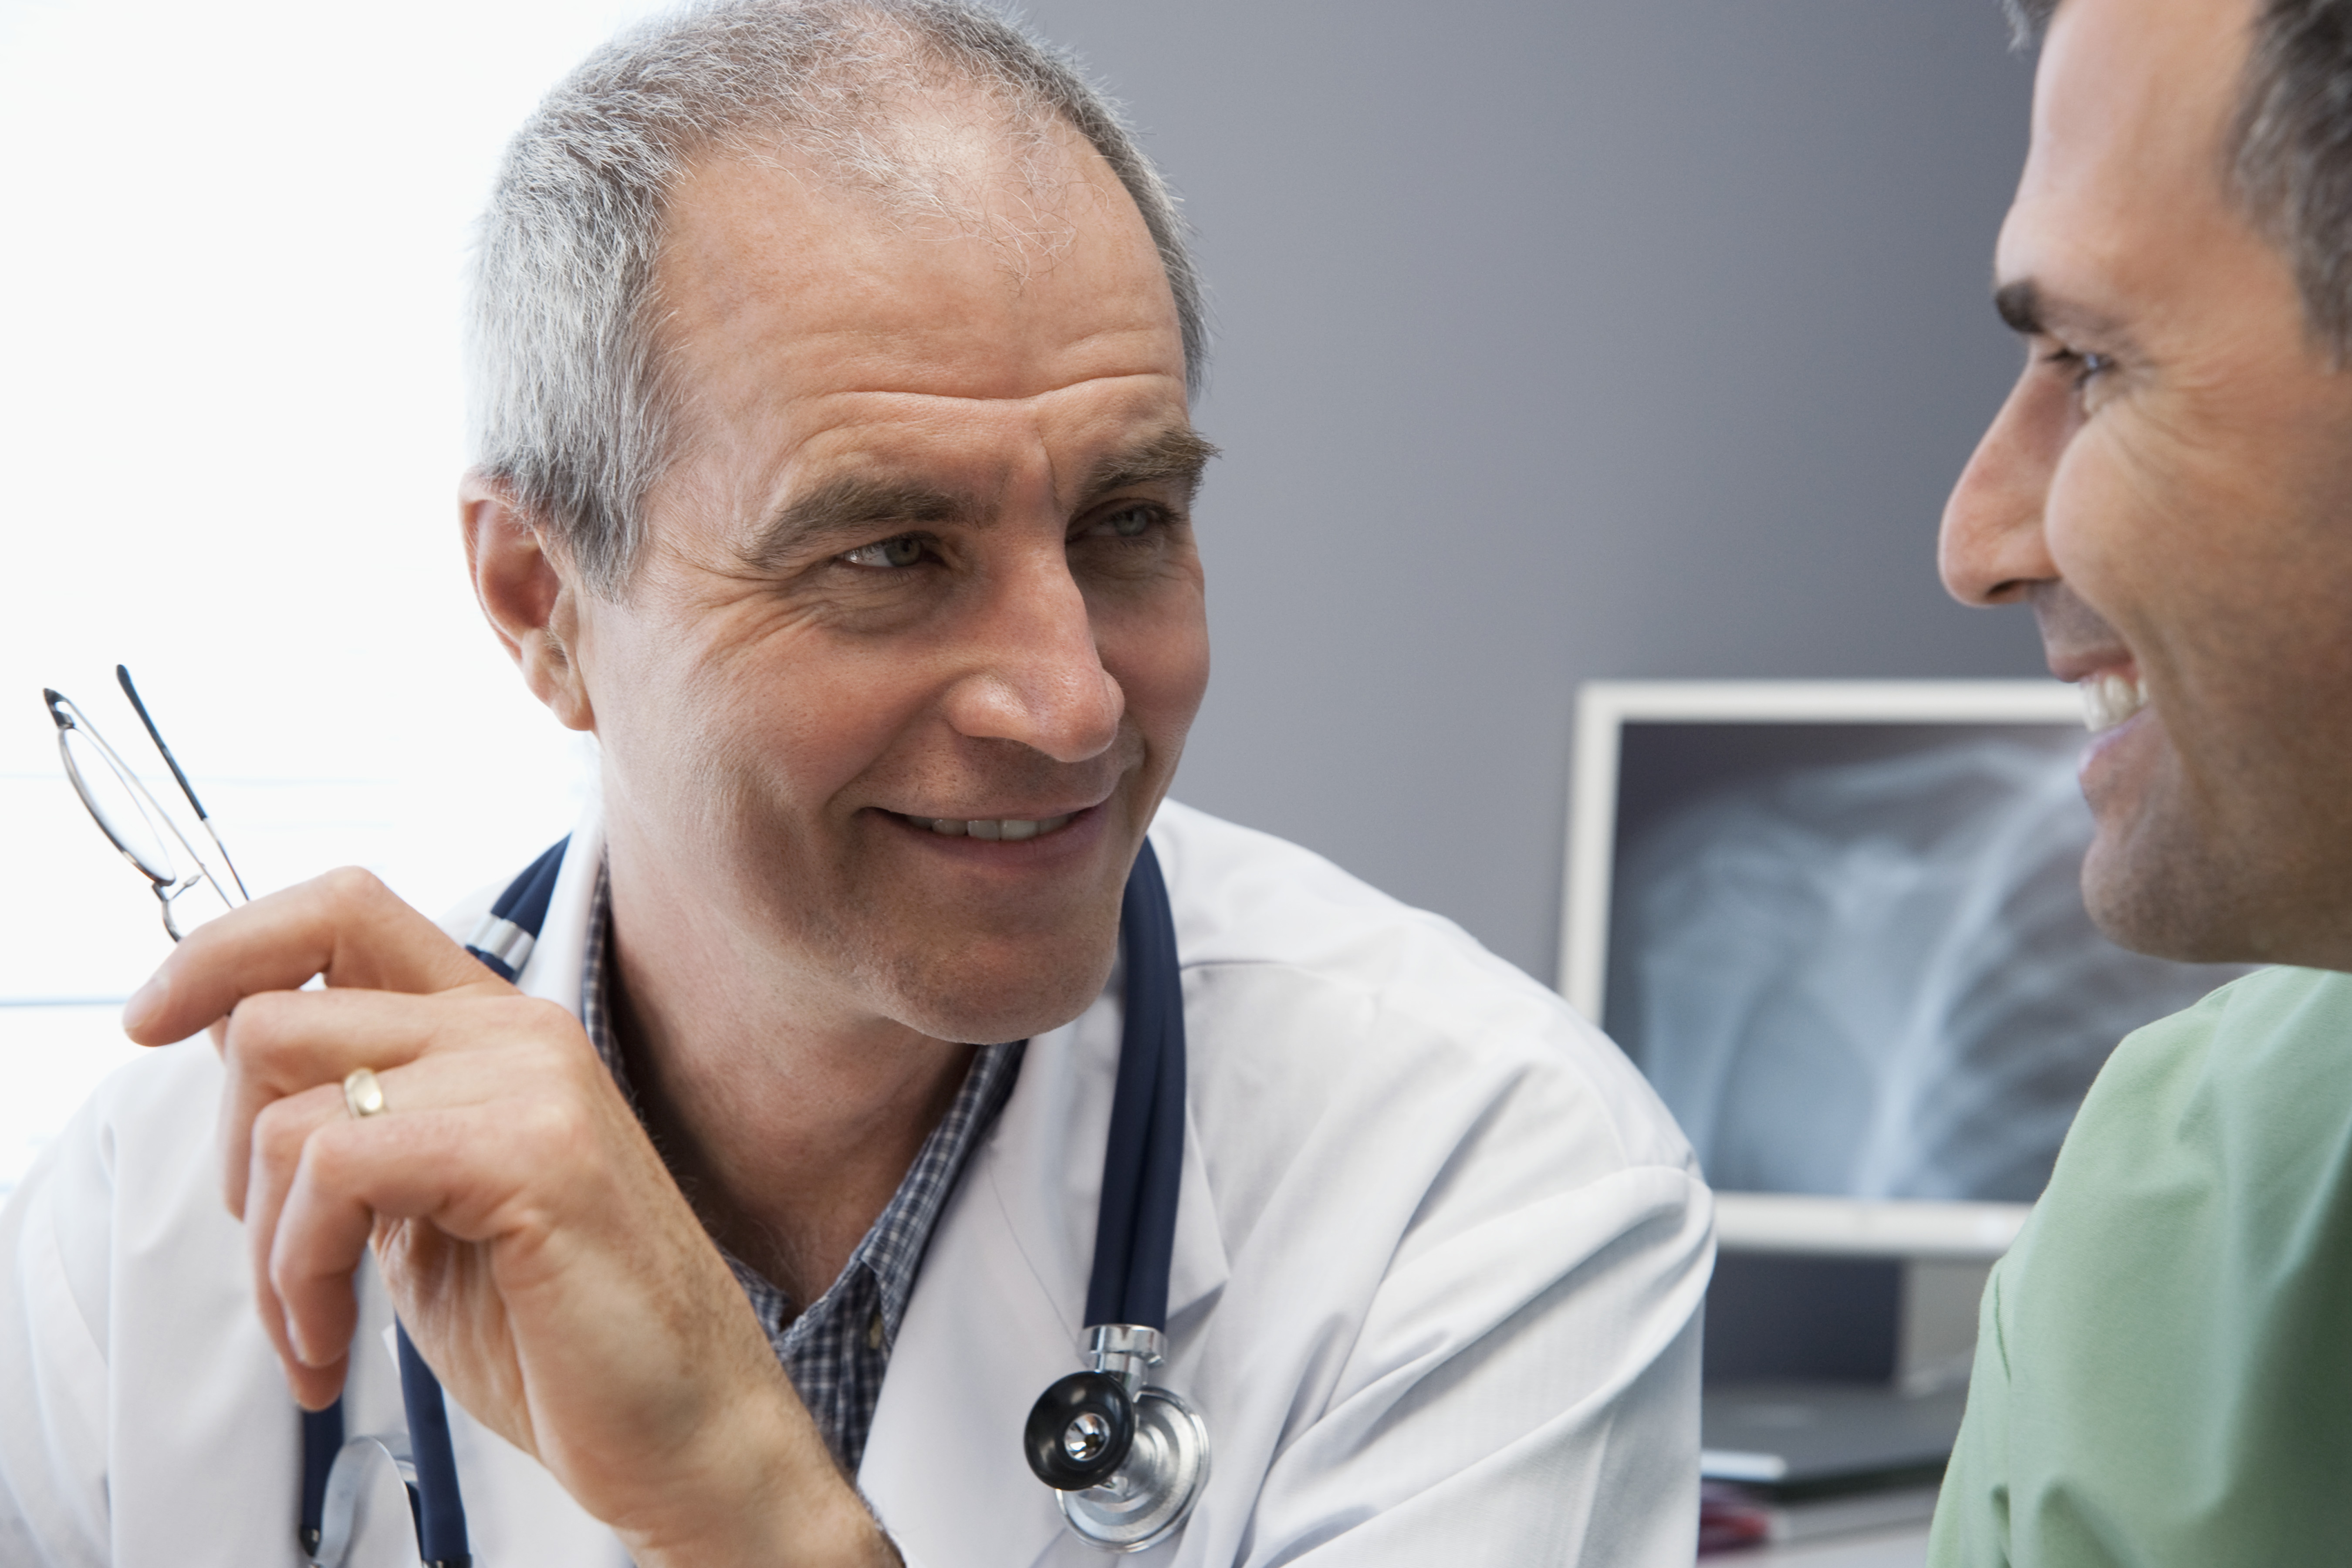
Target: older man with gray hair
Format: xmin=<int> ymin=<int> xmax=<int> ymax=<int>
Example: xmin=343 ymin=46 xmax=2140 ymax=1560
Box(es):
xmin=1930 ymin=0 xmax=2352 ymax=1561
xmin=0 ymin=3 xmax=1709 ymax=1565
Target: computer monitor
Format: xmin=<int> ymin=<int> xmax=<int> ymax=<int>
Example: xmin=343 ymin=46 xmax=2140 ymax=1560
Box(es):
xmin=1561 ymin=680 xmax=2251 ymax=1263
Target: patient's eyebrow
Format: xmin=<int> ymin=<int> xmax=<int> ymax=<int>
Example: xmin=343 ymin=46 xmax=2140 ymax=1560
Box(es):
xmin=1994 ymin=278 xmax=2131 ymax=347
xmin=1994 ymin=279 xmax=2046 ymax=335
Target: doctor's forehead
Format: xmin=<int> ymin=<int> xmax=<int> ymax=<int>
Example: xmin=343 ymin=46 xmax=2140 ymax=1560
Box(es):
xmin=634 ymin=126 xmax=1189 ymax=547
xmin=651 ymin=100 xmax=1181 ymax=393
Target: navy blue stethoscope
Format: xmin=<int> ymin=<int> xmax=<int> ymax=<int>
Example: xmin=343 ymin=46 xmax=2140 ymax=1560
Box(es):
xmin=297 ymin=837 xmax=1206 ymax=1564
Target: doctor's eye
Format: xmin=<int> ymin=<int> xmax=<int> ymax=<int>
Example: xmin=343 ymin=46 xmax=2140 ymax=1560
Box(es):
xmin=1088 ymin=505 xmax=1162 ymax=541
xmin=840 ymin=534 xmax=929 ymax=570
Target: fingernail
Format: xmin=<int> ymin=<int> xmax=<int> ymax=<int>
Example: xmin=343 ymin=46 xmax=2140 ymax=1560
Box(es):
xmin=121 ymin=973 xmax=165 ymax=1036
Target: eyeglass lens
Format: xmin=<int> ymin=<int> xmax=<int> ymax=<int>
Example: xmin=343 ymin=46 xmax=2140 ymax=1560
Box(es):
xmin=57 ymin=721 xmax=184 ymax=888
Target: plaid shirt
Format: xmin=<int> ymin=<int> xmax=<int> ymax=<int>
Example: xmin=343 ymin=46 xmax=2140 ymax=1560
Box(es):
xmin=578 ymin=861 xmax=1024 ymax=1473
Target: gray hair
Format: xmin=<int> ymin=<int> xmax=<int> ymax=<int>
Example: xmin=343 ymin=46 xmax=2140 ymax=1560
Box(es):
xmin=468 ymin=0 xmax=1207 ymax=595
xmin=2001 ymin=0 xmax=2352 ymax=359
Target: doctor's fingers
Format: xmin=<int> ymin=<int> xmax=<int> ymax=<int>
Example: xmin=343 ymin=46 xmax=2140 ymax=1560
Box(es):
xmin=122 ymin=866 xmax=499 ymax=1048
xmin=236 ymin=1078 xmax=365 ymax=1410
xmin=217 ymin=986 xmax=595 ymax=1218
xmin=238 ymin=1012 xmax=631 ymax=1333
xmin=259 ymin=1083 xmax=706 ymax=1424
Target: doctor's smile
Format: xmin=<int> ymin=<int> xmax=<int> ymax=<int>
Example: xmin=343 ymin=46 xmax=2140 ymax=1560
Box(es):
xmin=886 ymin=807 xmax=1085 ymax=842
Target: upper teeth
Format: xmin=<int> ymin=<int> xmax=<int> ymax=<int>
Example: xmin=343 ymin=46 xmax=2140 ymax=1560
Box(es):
xmin=2079 ymin=672 xmax=2147 ymax=734
xmin=920 ymin=814 xmax=1074 ymax=842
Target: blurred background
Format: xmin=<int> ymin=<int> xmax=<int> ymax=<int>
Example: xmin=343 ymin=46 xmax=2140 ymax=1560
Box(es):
xmin=0 ymin=0 xmax=2041 ymax=1186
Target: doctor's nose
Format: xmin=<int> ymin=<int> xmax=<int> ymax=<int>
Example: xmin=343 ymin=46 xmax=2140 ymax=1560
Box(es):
xmin=943 ymin=550 xmax=1125 ymax=764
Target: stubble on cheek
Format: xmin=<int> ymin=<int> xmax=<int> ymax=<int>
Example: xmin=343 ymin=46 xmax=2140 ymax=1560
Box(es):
xmin=2078 ymin=727 xmax=2224 ymax=958
xmin=2078 ymin=699 xmax=2319 ymax=965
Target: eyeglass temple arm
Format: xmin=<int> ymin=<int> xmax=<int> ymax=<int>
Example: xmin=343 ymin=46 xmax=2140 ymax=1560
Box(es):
xmin=114 ymin=665 xmax=251 ymax=903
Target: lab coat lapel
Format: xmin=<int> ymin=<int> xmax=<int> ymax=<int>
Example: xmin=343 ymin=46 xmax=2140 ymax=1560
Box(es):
xmin=860 ymin=973 xmax=1230 ymax=1567
xmin=858 ymin=1122 xmax=1074 ymax=1566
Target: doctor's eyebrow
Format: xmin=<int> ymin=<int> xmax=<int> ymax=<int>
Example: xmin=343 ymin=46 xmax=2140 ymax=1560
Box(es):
xmin=1075 ymin=426 xmax=1221 ymax=507
xmin=739 ymin=426 xmax=1222 ymax=571
xmin=739 ymin=476 xmax=966 ymax=571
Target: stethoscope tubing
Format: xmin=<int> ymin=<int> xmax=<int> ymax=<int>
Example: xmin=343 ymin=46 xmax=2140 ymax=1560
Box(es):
xmin=1087 ymin=841 xmax=1187 ymax=1333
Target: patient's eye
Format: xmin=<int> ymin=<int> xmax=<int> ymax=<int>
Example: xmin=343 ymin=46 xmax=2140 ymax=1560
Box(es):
xmin=2041 ymin=344 xmax=2115 ymax=402
xmin=841 ymin=534 xmax=927 ymax=569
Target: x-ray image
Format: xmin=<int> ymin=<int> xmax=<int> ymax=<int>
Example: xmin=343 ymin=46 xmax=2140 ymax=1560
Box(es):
xmin=1602 ymin=723 xmax=2251 ymax=1204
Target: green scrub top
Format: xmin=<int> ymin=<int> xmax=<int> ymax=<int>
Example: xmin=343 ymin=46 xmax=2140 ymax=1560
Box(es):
xmin=1930 ymin=964 xmax=2352 ymax=1566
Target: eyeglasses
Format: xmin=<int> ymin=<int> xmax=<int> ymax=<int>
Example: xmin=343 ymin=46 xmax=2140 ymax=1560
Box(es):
xmin=44 ymin=665 xmax=249 ymax=942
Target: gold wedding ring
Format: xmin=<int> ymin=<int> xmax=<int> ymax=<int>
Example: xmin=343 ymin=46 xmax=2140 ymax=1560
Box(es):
xmin=342 ymin=1067 xmax=388 ymax=1120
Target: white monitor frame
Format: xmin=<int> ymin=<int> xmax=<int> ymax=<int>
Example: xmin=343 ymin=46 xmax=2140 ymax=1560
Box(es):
xmin=1560 ymin=679 xmax=2085 ymax=1260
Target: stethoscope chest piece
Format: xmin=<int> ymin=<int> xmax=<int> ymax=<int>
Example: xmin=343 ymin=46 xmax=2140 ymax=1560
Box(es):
xmin=1058 ymin=1383 xmax=1209 ymax=1552
xmin=1027 ymin=1325 xmax=1209 ymax=1553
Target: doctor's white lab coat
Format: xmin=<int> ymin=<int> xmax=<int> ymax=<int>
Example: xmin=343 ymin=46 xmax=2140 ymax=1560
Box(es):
xmin=0 ymin=801 xmax=1712 ymax=1566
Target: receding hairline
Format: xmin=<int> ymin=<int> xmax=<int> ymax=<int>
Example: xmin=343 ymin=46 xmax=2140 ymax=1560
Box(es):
xmin=652 ymin=73 xmax=1153 ymax=290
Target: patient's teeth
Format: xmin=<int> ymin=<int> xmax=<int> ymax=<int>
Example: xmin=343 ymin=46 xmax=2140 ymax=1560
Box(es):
xmin=930 ymin=818 xmax=967 ymax=836
xmin=967 ymin=818 xmax=1004 ymax=840
xmin=2078 ymin=671 xmax=2147 ymax=734
xmin=999 ymin=818 xmax=1040 ymax=842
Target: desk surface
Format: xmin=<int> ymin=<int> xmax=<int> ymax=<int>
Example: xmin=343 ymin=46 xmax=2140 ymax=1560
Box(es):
xmin=1724 ymin=1524 xmax=1930 ymax=1567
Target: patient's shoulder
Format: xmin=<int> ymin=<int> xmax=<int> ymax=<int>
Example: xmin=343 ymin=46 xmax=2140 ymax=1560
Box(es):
xmin=2064 ymin=963 xmax=2352 ymax=1159
xmin=1982 ymin=973 xmax=2352 ymax=1556
xmin=2015 ymin=964 xmax=2352 ymax=1264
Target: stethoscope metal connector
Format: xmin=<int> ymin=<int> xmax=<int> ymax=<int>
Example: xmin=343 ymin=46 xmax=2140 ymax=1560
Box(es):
xmin=1026 ymin=1325 xmax=1210 ymax=1553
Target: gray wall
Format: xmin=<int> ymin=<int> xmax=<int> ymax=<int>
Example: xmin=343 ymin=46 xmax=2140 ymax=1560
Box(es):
xmin=1020 ymin=0 xmax=2046 ymax=983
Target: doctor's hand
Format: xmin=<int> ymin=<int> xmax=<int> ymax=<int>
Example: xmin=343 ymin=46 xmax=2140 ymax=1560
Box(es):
xmin=121 ymin=868 xmax=897 ymax=1568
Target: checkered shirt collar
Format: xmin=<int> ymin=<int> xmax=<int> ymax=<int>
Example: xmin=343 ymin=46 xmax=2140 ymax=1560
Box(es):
xmin=574 ymin=855 xmax=1024 ymax=1468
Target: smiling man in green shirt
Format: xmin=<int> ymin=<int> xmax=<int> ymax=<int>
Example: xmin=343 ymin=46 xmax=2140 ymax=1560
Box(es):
xmin=1928 ymin=0 xmax=2352 ymax=1561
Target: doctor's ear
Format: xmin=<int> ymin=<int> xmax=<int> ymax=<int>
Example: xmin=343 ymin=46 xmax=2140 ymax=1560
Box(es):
xmin=460 ymin=473 xmax=595 ymax=733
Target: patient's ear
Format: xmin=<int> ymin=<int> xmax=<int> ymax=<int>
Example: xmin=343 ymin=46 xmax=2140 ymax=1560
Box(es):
xmin=460 ymin=473 xmax=595 ymax=733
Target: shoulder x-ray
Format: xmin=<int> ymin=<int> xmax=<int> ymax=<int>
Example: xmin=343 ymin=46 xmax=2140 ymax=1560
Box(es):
xmin=1608 ymin=735 xmax=2247 ymax=1203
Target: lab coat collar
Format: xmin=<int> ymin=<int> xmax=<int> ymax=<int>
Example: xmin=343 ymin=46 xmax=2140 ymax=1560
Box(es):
xmin=510 ymin=810 xmax=604 ymax=1016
